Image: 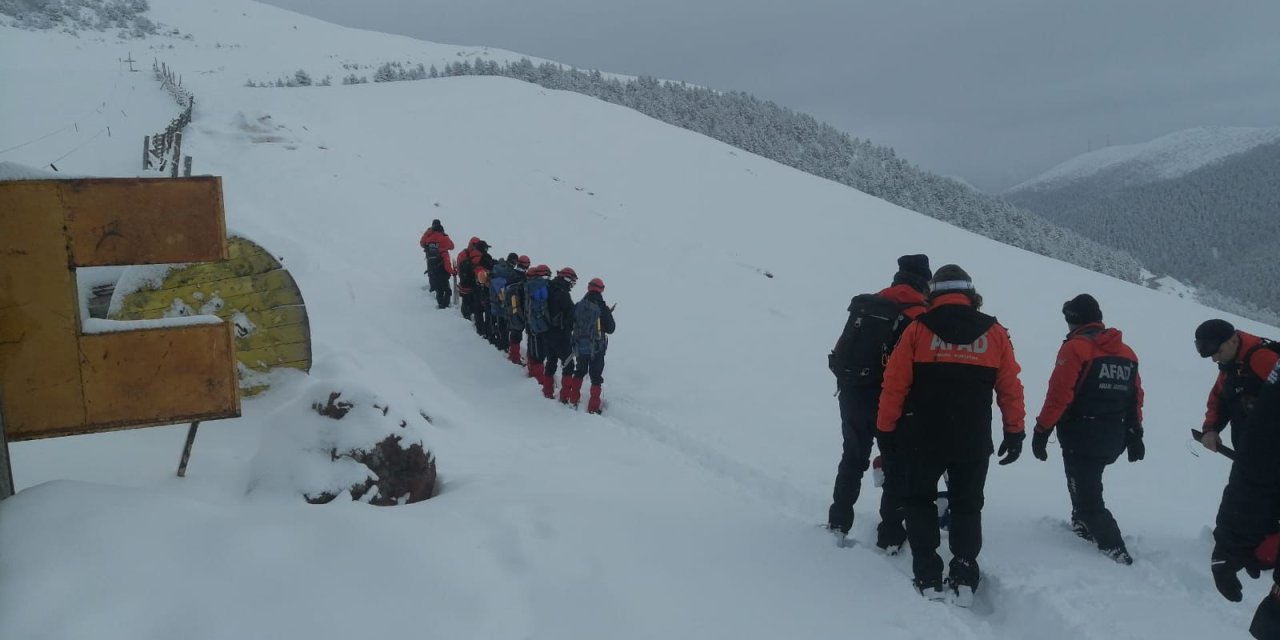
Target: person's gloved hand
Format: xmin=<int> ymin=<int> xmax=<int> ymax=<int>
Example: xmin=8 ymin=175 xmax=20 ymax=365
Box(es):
xmin=876 ymin=429 xmax=898 ymax=457
xmin=1126 ymin=426 xmax=1145 ymax=463
xmin=1032 ymin=426 xmax=1051 ymax=461
xmin=1212 ymin=545 xmax=1261 ymax=602
xmin=997 ymin=431 xmax=1025 ymax=465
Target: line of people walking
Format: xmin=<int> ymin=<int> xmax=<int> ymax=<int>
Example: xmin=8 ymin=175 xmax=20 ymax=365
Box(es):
xmin=420 ymin=219 xmax=617 ymax=414
xmin=826 ymin=254 xmax=1280 ymax=626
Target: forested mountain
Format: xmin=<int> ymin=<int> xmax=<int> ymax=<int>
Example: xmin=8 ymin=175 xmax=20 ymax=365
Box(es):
xmin=1008 ymin=126 xmax=1280 ymax=194
xmin=426 ymin=59 xmax=1141 ymax=283
xmin=1007 ymin=138 xmax=1280 ymax=318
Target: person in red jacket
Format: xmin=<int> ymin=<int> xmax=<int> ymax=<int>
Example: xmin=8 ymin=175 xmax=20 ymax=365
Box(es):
xmin=876 ymin=264 xmax=1025 ymax=602
xmin=419 ymin=219 xmax=456 ymax=309
xmin=1030 ymin=294 xmax=1144 ymax=565
xmin=455 ymin=237 xmax=479 ymax=320
xmin=1196 ymin=319 xmax=1280 ymax=453
xmin=826 ymin=254 xmax=930 ymax=551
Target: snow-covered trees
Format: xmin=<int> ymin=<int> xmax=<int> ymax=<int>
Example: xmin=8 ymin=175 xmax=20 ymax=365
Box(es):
xmin=1008 ymin=141 xmax=1280 ymax=319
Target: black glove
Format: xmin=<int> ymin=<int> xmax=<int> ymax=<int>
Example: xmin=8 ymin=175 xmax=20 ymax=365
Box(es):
xmin=876 ymin=429 xmax=898 ymax=457
xmin=997 ymin=431 xmax=1025 ymax=466
xmin=1212 ymin=545 xmax=1261 ymax=602
xmin=1126 ymin=427 xmax=1145 ymax=463
xmin=1032 ymin=427 xmax=1051 ymax=461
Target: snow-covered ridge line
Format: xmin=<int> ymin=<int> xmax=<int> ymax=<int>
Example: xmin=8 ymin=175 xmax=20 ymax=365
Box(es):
xmin=1008 ymin=126 xmax=1280 ymax=193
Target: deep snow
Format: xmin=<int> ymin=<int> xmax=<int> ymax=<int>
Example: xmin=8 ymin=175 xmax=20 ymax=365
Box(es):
xmin=1 ymin=1 xmax=1275 ymax=638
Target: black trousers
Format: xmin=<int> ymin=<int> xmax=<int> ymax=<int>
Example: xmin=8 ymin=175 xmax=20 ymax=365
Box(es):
xmin=903 ymin=454 xmax=989 ymax=581
xmin=571 ymin=350 xmax=607 ymax=385
xmin=469 ymin=292 xmax=488 ymax=336
xmin=543 ymin=331 xmax=573 ymax=377
xmin=829 ymin=384 xmax=904 ymax=535
xmin=1062 ymin=453 xmax=1124 ymax=551
xmin=528 ymin=331 xmax=546 ymax=365
xmin=429 ymin=271 xmax=451 ymax=308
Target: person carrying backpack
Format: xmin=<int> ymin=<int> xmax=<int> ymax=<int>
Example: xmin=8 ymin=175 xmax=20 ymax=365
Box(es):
xmin=1195 ymin=319 xmax=1280 ymax=454
xmin=1030 ymin=294 xmax=1144 ymax=565
xmin=503 ymin=255 xmax=531 ymax=365
xmin=566 ymin=277 xmax=617 ymax=413
xmin=469 ymin=241 xmax=494 ymax=339
xmin=419 ymin=219 xmax=456 ymax=309
xmin=876 ymin=264 xmax=1026 ymax=603
xmin=524 ymin=264 xmax=554 ymax=384
xmin=540 ymin=267 xmax=578 ymax=400
xmin=826 ymin=254 xmax=931 ymax=551
xmin=455 ymin=237 xmax=480 ymax=320
xmin=489 ymin=253 xmax=518 ymax=351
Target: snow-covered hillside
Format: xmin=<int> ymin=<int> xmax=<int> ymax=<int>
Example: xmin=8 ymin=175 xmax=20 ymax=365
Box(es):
xmin=1 ymin=1 xmax=1276 ymax=639
xmin=1007 ymin=126 xmax=1280 ymax=194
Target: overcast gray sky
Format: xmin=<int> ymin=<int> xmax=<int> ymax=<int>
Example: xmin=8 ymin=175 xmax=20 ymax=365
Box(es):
xmin=262 ymin=0 xmax=1280 ymax=191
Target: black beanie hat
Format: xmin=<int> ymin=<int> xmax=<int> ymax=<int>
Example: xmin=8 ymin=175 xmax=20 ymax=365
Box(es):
xmin=892 ymin=254 xmax=933 ymax=292
xmin=1195 ymin=319 xmax=1236 ymax=358
xmin=1062 ymin=294 xmax=1102 ymax=325
xmin=929 ymin=264 xmax=972 ymax=293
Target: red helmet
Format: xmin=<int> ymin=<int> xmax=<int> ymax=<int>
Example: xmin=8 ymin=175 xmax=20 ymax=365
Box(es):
xmin=588 ymin=278 xmax=605 ymax=293
xmin=557 ymin=267 xmax=578 ymax=283
xmin=517 ymin=255 xmax=531 ymax=268
xmin=531 ymin=264 xmax=551 ymax=277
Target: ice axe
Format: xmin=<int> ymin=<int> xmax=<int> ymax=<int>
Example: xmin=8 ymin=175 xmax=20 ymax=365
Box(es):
xmin=1190 ymin=428 xmax=1236 ymax=460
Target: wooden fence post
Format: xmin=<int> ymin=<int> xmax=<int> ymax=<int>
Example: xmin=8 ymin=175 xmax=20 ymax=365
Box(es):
xmin=169 ymin=132 xmax=182 ymax=177
xmin=143 ymin=135 xmax=151 ymax=169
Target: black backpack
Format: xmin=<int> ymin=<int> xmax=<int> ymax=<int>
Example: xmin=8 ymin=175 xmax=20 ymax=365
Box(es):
xmin=829 ymin=294 xmax=919 ymax=386
xmin=425 ymin=242 xmax=442 ymax=274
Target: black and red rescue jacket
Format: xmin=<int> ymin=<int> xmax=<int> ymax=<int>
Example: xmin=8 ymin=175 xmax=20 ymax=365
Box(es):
xmin=1034 ymin=323 xmax=1144 ymax=460
xmin=877 ymin=293 xmax=1025 ymax=460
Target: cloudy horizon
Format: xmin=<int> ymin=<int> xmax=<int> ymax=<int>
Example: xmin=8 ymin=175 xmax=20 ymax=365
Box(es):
xmin=262 ymin=0 xmax=1280 ymax=192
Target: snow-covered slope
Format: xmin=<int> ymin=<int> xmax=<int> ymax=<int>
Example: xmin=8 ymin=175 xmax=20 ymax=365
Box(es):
xmin=1007 ymin=126 xmax=1280 ymax=194
xmin=1 ymin=2 xmax=1275 ymax=639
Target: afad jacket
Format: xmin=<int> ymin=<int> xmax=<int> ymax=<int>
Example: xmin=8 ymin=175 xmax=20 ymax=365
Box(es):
xmin=1204 ymin=331 xmax=1280 ymax=434
xmin=1034 ymin=323 xmax=1144 ymax=460
xmin=877 ymin=293 xmax=1025 ymax=460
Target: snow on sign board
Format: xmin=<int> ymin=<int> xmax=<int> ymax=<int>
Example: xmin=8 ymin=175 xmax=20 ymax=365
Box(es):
xmin=0 ymin=177 xmax=240 ymax=441
xmin=109 ymin=235 xmax=313 ymax=396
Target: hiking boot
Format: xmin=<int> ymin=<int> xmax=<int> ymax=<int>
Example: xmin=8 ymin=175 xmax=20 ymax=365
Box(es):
xmin=586 ymin=384 xmax=604 ymax=414
xmin=1071 ymin=517 xmax=1095 ymax=543
xmin=1102 ymin=545 xmax=1134 ymax=566
xmin=875 ymin=521 xmax=906 ymax=555
xmin=946 ymin=558 xmax=980 ymax=607
xmin=913 ymin=576 xmax=946 ymax=601
xmin=558 ymin=374 xmax=575 ymax=404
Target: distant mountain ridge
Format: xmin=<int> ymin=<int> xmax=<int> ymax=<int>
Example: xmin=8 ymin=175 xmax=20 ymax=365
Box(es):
xmin=1006 ymin=128 xmax=1280 ymax=321
xmin=1007 ymin=126 xmax=1280 ymax=194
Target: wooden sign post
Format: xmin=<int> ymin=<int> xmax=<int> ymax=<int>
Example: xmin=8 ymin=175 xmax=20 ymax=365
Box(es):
xmin=0 ymin=177 xmax=241 ymax=498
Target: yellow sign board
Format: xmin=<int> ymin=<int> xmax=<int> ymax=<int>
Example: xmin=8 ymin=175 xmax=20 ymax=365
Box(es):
xmin=0 ymin=177 xmax=240 ymax=441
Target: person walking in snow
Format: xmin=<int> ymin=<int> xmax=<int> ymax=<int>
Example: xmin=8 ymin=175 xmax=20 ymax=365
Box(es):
xmin=1211 ymin=359 xmax=1280 ymax=639
xmin=503 ymin=255 xmax=531 ymax=365
xmin=468 ymin=240 xmax=495 ymax=339
xmin=567 ymin=277 xmax=616 ymax=414
xmin=523 ymin=264 xmax=555 ymax=385
xmin=489 ymin=253 xmax=519 ymax=351
xmin=455 ymin=237 xmax=480 ymax=320
xmin=541 ymin=267 xmax=578 ymax=400
xmin=1195 ymin=319 xmax=1280 ymax=454
xmin=1030 ymin=294 xmax=1144 ymax=565
xmin=826 ymin=254 xmax=931 ymax=551
xmin=419 ymin=219 xmax=456 ymax=309
xmin=876 ymin=264 xmax=1026 ymax=603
